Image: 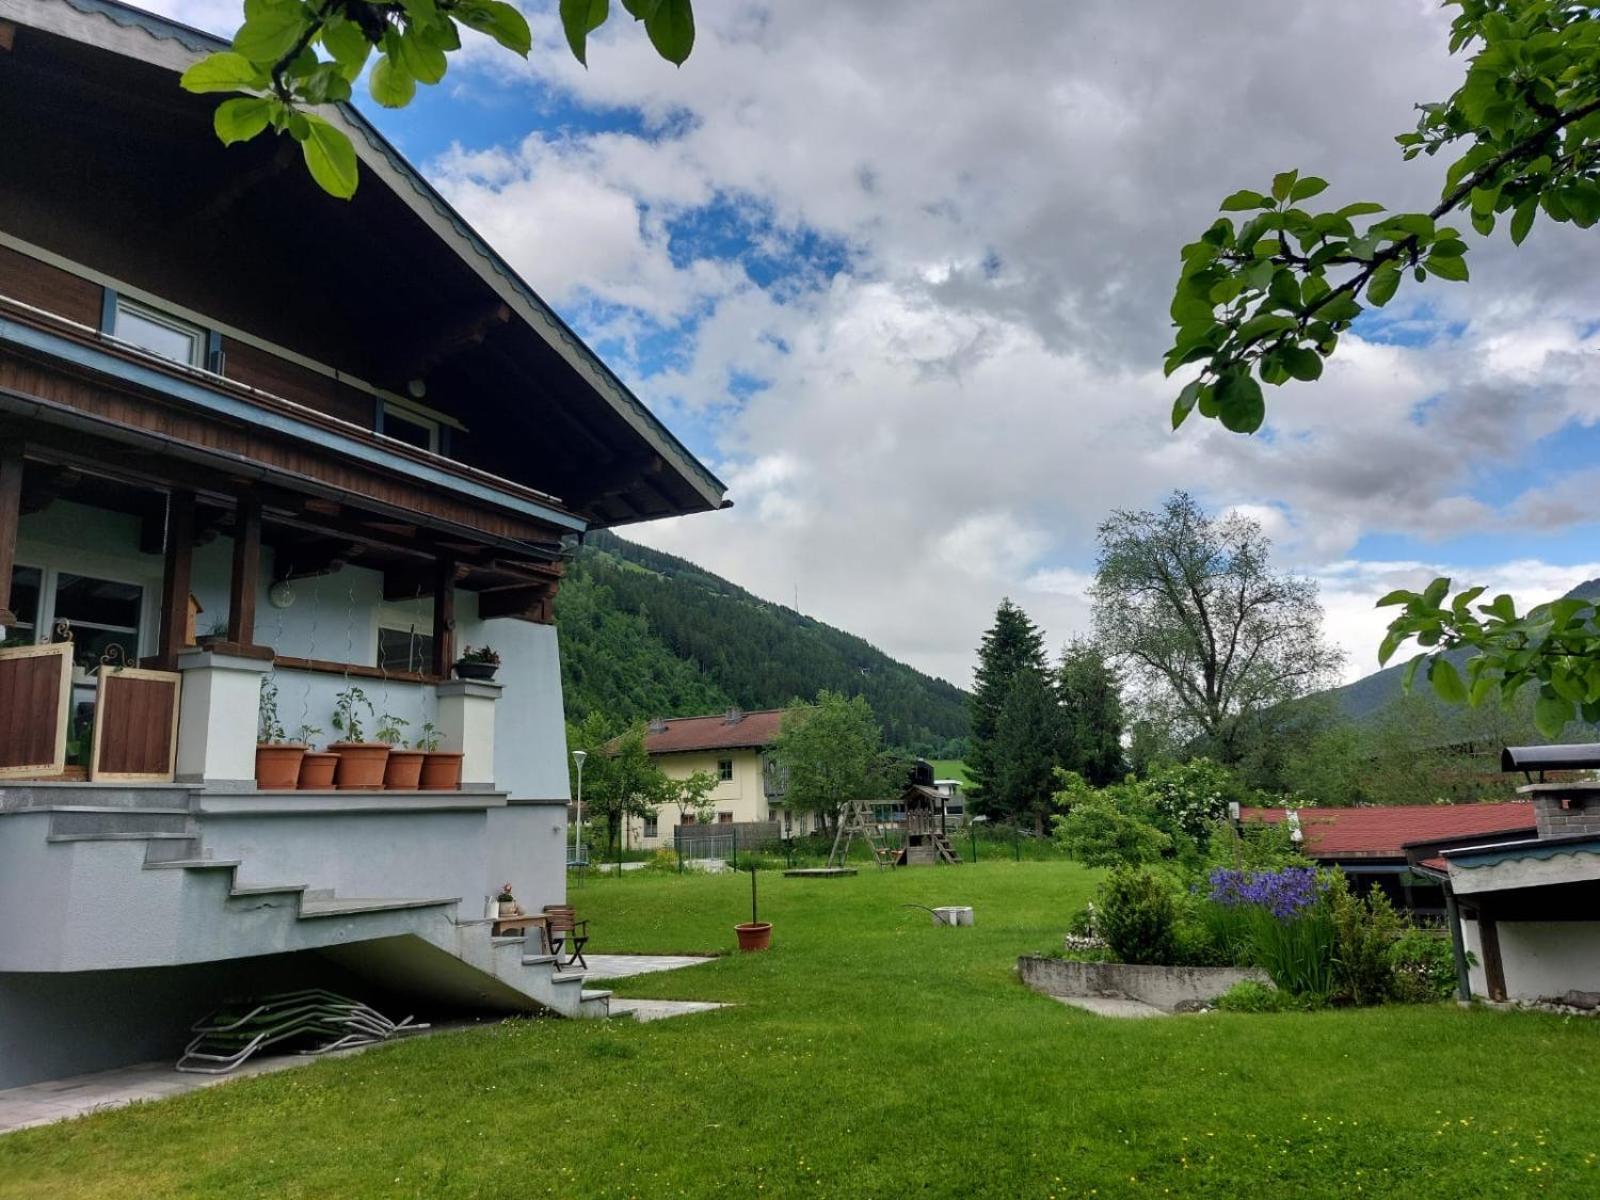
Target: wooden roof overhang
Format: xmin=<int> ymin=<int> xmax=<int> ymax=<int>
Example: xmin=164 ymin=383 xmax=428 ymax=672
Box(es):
xmin=0 ymin=0 xmax=729 ymax=528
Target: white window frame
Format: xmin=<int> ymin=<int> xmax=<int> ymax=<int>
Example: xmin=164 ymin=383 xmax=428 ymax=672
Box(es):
xmin=380 ymin=401 xmax=442 ymax=454
xmin=110 ymin=297 xmax=206 ymax=368
xmin=373 ymin=599 xmax=436 ymax=672
xmin=9 ymin=560 xmax=149 ymax=681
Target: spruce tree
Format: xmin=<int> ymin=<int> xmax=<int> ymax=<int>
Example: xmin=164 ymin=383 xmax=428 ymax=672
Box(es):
xmin=968 ymin=598 xmax=1048 ymax=812
xmin=990 ymin=669 xmax=1064 ymax=833
xmin=1056 ymin=638 xmax=1126 ymax=786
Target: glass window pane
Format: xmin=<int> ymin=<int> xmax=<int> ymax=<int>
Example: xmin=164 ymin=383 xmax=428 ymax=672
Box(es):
xmin=113 ymin=302 xmax=202 ymax=366
xmin=6 ymin=566 xmax=41 ymax=642
xmin=382 ymin=407 xmax=437 ymax=452
xmin=378 ymin=626 xmax=434 ymax=672
xmin=54 ymin=574 xmax=142 ymax=631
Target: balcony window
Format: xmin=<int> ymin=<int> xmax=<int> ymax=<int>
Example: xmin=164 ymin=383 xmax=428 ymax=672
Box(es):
xmin=110 ymin=297 xmax=205 ymax=368
xmin=643 ymin=816 xmax=658 ymax=838
xmin=380 ymin=402 xmax=441 ymax=453
xmin=3 ymin=565 xmax=41 ymax=648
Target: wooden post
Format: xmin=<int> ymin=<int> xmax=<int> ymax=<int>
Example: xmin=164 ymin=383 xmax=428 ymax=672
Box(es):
xmin=0 ymin=442 xmax=21 ymax=625
xmin=155 ymin=490 xmax=195 ymax=669
xmin=431 ymin=557 xmax=455 ymax=679
xmin=1479 ymin=916 xmax=1507 ymax=1003
xmin=226 ymin=492 xmax=261 ymax=647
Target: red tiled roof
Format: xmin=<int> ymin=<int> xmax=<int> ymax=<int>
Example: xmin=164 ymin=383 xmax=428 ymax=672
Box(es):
xmin=1417 ymin=856 xmax=1449 ymax=873
xmin=640 ymin=709 xmax=785 ymax=755
xmin=1241 ymin=803 xmax=1537 ymax=860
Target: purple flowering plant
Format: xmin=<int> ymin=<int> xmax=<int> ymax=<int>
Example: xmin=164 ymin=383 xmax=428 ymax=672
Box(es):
xmin=1209 ymin=866 xmax=1324 ymax=920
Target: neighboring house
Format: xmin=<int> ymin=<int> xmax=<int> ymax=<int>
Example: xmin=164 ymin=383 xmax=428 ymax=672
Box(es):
xmin=626 ymin=708 xmax=810 ymax=846
xmin=1242 ymin=803 xmax=1537 ymax=916
xmin=1407 ymin=747 xmax=1600 ymax=1006
xmin=933 ymin=778 xmax=967 ymax=825
xmin=0 ymin=1 xmax=724 ymax=1089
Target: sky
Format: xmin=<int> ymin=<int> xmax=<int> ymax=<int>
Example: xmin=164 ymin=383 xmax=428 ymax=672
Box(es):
xmin=155 ymin=0 xmax=1600 ymax=690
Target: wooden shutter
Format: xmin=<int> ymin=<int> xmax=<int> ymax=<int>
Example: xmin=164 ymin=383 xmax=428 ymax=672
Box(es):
xmin=90 ymin=667 xmax=181 ymax=783
xmin=0 ymin=642 xmax=73 ymax=778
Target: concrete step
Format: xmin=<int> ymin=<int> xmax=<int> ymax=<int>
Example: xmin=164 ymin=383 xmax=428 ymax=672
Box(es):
xmin=47 ymin=809 xmax=193 ymax=838
xmin=1 ymin=783 xmax=198 ymax=813
xmin=143 ymin=858 xmax=240 ymax=871
xmin=46 ymin=831 xmax=195 ymax=843
xmin=297 ymin=896 xmax=460 ymax=919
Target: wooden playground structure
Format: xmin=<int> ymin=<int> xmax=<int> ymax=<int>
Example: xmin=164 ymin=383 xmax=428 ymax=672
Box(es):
xmin=827 ymin=784 xmax=961 ymax=869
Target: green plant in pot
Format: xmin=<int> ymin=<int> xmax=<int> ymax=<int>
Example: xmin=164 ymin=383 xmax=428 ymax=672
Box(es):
xmin=735 ymin=863 xmax=772 ymax=952
xmin=254 ymin=676 xmax=306 ymax=790
xmin=328 ymin=686 xmax=388 ymax=790
xmin=294 ymin=724 xmax=338 ymax=790
xmin=454 ymin=644 xmax=500 ymax=681
xmin=377 ymin=712 xmax=425 ymax=791
xmin=414 ymin=721 xmax=464 ymax=791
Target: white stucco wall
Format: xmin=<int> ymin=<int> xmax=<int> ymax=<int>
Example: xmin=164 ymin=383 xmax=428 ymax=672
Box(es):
xmin=1461 ymin=918 xmax=1600 ymax=1001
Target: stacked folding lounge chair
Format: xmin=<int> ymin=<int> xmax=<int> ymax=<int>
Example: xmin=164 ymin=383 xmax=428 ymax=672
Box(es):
xmin=177 ymin=989 xmax=428 ymax=1074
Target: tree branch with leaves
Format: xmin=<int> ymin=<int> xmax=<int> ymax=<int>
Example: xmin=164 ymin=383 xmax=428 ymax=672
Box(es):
xmin=1169 ymin=0 xmax=1600 ymax=733
xmin=182 ymin=0 xmax=696 ymax=199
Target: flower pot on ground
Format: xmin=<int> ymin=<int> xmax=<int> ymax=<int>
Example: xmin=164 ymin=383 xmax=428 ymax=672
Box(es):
xmin=255 ymin=744 xmax=306 ymax=790
xmin=454 ymin=644 xmax=500 ymax=681
xmin=297 ymin=751 xmax=338 ymax=790
xmin=419 ymin=751 xmax=464 ymax=790
xmin=735 ymin=921 xmax=773 ymax=952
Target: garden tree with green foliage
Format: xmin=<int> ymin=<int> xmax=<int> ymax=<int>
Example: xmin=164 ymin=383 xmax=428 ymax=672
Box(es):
xmin=1092 ymin=491 xmax=1342 ymax=762
xmin=1055 ymin=638 xmax=1125 ymax=786
xmin=663 ymin=768 xmax=718 ymax=829
xmin=568 ymin=714 xmax=669 ymax=853
xmin=181 ymin=0 xmax=697 ymax=199
xmin=1169 ymin=0 xmax=1600 ymax=735
xmin=1051 ymin=773 xmax=1173 ymax=868
xmin=968 ymin=598 xmax=1050 ymax=812
xmin=987 ymin=669 xmax=1064 ymax=833
xmin=771 ymin=691 xmax=902 ymax=835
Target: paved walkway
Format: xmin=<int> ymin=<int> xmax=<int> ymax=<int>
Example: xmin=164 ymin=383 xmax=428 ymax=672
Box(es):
xmin=1049 ymin=995 xmax=1170 ymax=1019
xmin=580 ymin=954 xmax=716 ymax=981
xmin=611 ymin=999 xmax=729 ymax=1022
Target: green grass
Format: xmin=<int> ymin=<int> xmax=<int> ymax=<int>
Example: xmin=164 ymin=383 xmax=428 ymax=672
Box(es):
xmin=4 ymin=864 xmax=1597 ymax=1198
xmin=929 ymin=758 xmax=971 ymax=784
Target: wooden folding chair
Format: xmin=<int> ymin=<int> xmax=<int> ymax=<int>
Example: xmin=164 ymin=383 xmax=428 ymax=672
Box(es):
xmin=542 ymin=905 xmax=589 ymax=971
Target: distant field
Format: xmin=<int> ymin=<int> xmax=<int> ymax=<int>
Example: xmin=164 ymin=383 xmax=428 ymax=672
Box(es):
xmin=929 ymin=759 xmax=971 ymax=783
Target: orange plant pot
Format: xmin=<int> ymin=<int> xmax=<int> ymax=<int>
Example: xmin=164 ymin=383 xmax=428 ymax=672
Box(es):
xmin=329 ymin=743 xmax=390 ymax=791
xmin=734 ymin=922 xmax=772 ymax=952
xmin=255 ymin=744 xmax=306 ymax=791
xmin=297 ymin=751 xmax=339 ymax=790
xmin=419 ymin=751 xmax=464 ymax=790
xmin=384 ymin=749 xmax=425 ymax=791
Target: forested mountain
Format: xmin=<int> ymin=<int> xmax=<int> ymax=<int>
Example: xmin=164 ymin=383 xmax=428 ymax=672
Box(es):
xmin=554 ymin=531 xmax=971 ymax=754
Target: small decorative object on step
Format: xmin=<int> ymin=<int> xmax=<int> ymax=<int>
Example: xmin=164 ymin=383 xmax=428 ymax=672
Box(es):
xmin=496 ymin=882 xmax=522 ymax=919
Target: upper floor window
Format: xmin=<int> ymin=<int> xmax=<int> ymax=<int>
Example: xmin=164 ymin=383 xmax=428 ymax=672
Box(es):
xmin=380 ymin=402 xmax=441 ymax=454
xmin=718 ymin=758 xmax=734 ymax=781
xmin=110 ymin=297 xmax=205 ymax=368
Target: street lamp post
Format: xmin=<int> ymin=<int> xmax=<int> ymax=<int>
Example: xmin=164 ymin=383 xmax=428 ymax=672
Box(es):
xmin=572 ymin=750 xmax=587 ymax=868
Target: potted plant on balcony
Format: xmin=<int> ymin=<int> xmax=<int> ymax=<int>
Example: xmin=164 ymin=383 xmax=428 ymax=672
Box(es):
xmin=255 ymin=676 xmax=306 ymax=790
xmin=378 ymin=713 xmax=424 ymax=790
xmin=735 ymin=863 xmax=772 ymax=952
xmin=453 ymin=644 xmax=500 ymax=681
xmin=328 ymin=686 xmax=389 ymax=790
xmin=415 ymin=721 xmax=463 ymax=790
xmin=497 ymin=882 xmax=521 ymax=919
xmin=294 ymin=725 xmax=338 ymax=789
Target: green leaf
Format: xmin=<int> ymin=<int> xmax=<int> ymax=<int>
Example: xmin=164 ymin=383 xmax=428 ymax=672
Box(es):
xmin=1216 ymin=372 xmax=1265 ymax=434
xmin=1510 ymin=197 xmax=1537 ymax=246
xmin=1220 ymin=190 xmax=1270 ymax=212
xmin=1424 ymin=254 xmax=1469 ymax=282
xmin=1378 ymin=627 xmax=1405 ymax=667
xmin=213 ymin=96 xmax=274 ymax=145
xmin=321 ymin=18 xmax=371 ymax=75
xmin=397 ymin=31 xmax=448 ymax=84
xmin=1289 ymin=176 xmax=1328 ymax=202
xmin=1171 ymin=380 xmax=1205 ymax=430
xmin=1280 ymin=346 xmax=1322 ymax=381
xmin=1481 ymin=594 xmax=1517 ymax=623
xmin=1335 ymin=201 xmax=1385 ymax=219
xmin=456 ymin=0 xmax=533 ymax=56
xmin=233 ymin=4 xmax=310 ymax=64
xmin=1270 ymin=170 xmax=1299 ymax=203
xmin=642 ymin=0 xmax=694 ymax=64
xmin=1535 ymin=691 xmax=1573 ymax=738
xmin=300 ymin=114 xmax=359 ymax=199
xmin=180 ymin=51 xmax=265 ymax=94
xmin=1375 ymin=589 xmax=1415 ymax=608
xmin=1400 ymin=654 xmax=1426 ymax=693
xmin=1429 ymin=657 xmax=1468 ymax=705
xmin=561 ymin=0 xmax=610 ymax=64
xmin=369 ymin=55 xmax=416 ymax=107
xmin=1366 ymin=261 xmax=1401 ymax=307
xmin=1421 ymin=577 xmax=1450 ymax=610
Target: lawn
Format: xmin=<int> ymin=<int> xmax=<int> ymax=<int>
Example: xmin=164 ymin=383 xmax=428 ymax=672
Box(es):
xmin=3 ymin=862 xmax=1597 ymax=1198
xmin=928 ymin=758 xmax=971 ymax=785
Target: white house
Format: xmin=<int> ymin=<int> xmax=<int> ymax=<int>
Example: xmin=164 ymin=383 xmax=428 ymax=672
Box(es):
xmin=0 ymin=0 xmax=725 ymax=1088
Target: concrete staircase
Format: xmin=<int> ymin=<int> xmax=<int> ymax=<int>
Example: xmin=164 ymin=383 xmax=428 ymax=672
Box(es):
xmin=5 ymin=787 xmax=609 ymax=1019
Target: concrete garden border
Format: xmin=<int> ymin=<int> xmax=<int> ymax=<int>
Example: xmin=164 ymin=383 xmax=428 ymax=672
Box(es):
xmin=1018 ymin=955 xmax=1269 ymax=1012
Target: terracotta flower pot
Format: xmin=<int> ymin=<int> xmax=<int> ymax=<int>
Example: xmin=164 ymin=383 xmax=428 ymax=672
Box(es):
xmin=735 ymin=922 xmax=772 ymax=952
xmin=297 ymin=751 xmax=339 ymax=790
xmin=419 ymin=751 xmax=464 ymax=790
xmin=255 ymin=744 xmax=306 ymax=791
xmin=383 ymin=748 xmax=425 ymax=791
xmin=329 ymin=742 xmax=390 ymax=791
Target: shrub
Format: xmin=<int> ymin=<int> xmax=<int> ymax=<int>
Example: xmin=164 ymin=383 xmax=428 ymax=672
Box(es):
xmin=1053 ymin=791 xmax=1173 ymax=868
xmin=1326 ymin=873 xmax=1401 ymax=1006
xmin=1215 ymin=980 xmax=1292 ymax=1012
xmin=1389 ymin=927 xmax=1460 ymax=1004
xmin=1203 ymin=816 xmax=1304 ymax=873
xmin=1209 ymin=866 xmax=1335 ymax=998
xmin=1145 ymin=758 xmax=1239 ymax=842
xmin=1097 ymin=868 xmax=1179 ymax=965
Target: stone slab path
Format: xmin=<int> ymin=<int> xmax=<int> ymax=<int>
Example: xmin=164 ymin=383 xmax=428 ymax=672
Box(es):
xmin=579 ymin=954 xmax=716 ymax=981
xmin=1049 ymin=995 xmax=1170 ymax=1019
xmin=610 ymin=999 xmax=729 ymax=1023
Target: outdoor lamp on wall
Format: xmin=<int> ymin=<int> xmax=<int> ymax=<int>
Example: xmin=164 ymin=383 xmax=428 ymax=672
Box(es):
xmin=268 ymin=581 xmax=295 ymax=609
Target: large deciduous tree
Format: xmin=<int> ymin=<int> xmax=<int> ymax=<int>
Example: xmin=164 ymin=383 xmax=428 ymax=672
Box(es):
xmin=968 ymin=598 xmax=1049 ymax=812
xmin=183 ymin=0 xmax=697 ymax=199
xmin=1092 ymin=492 xmax=1342 ymax=761
xmin=1056 ymin=637 xmax=1125 ymax=786
xmin=1168 ymin=0 xmax=1600 ymax=735
xmin=772 ymin=691 xmax=900 ymax=833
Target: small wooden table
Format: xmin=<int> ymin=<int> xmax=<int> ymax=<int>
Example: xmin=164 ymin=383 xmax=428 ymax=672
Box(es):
xmin=491 ymin=913 xmax=550 ymax=953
